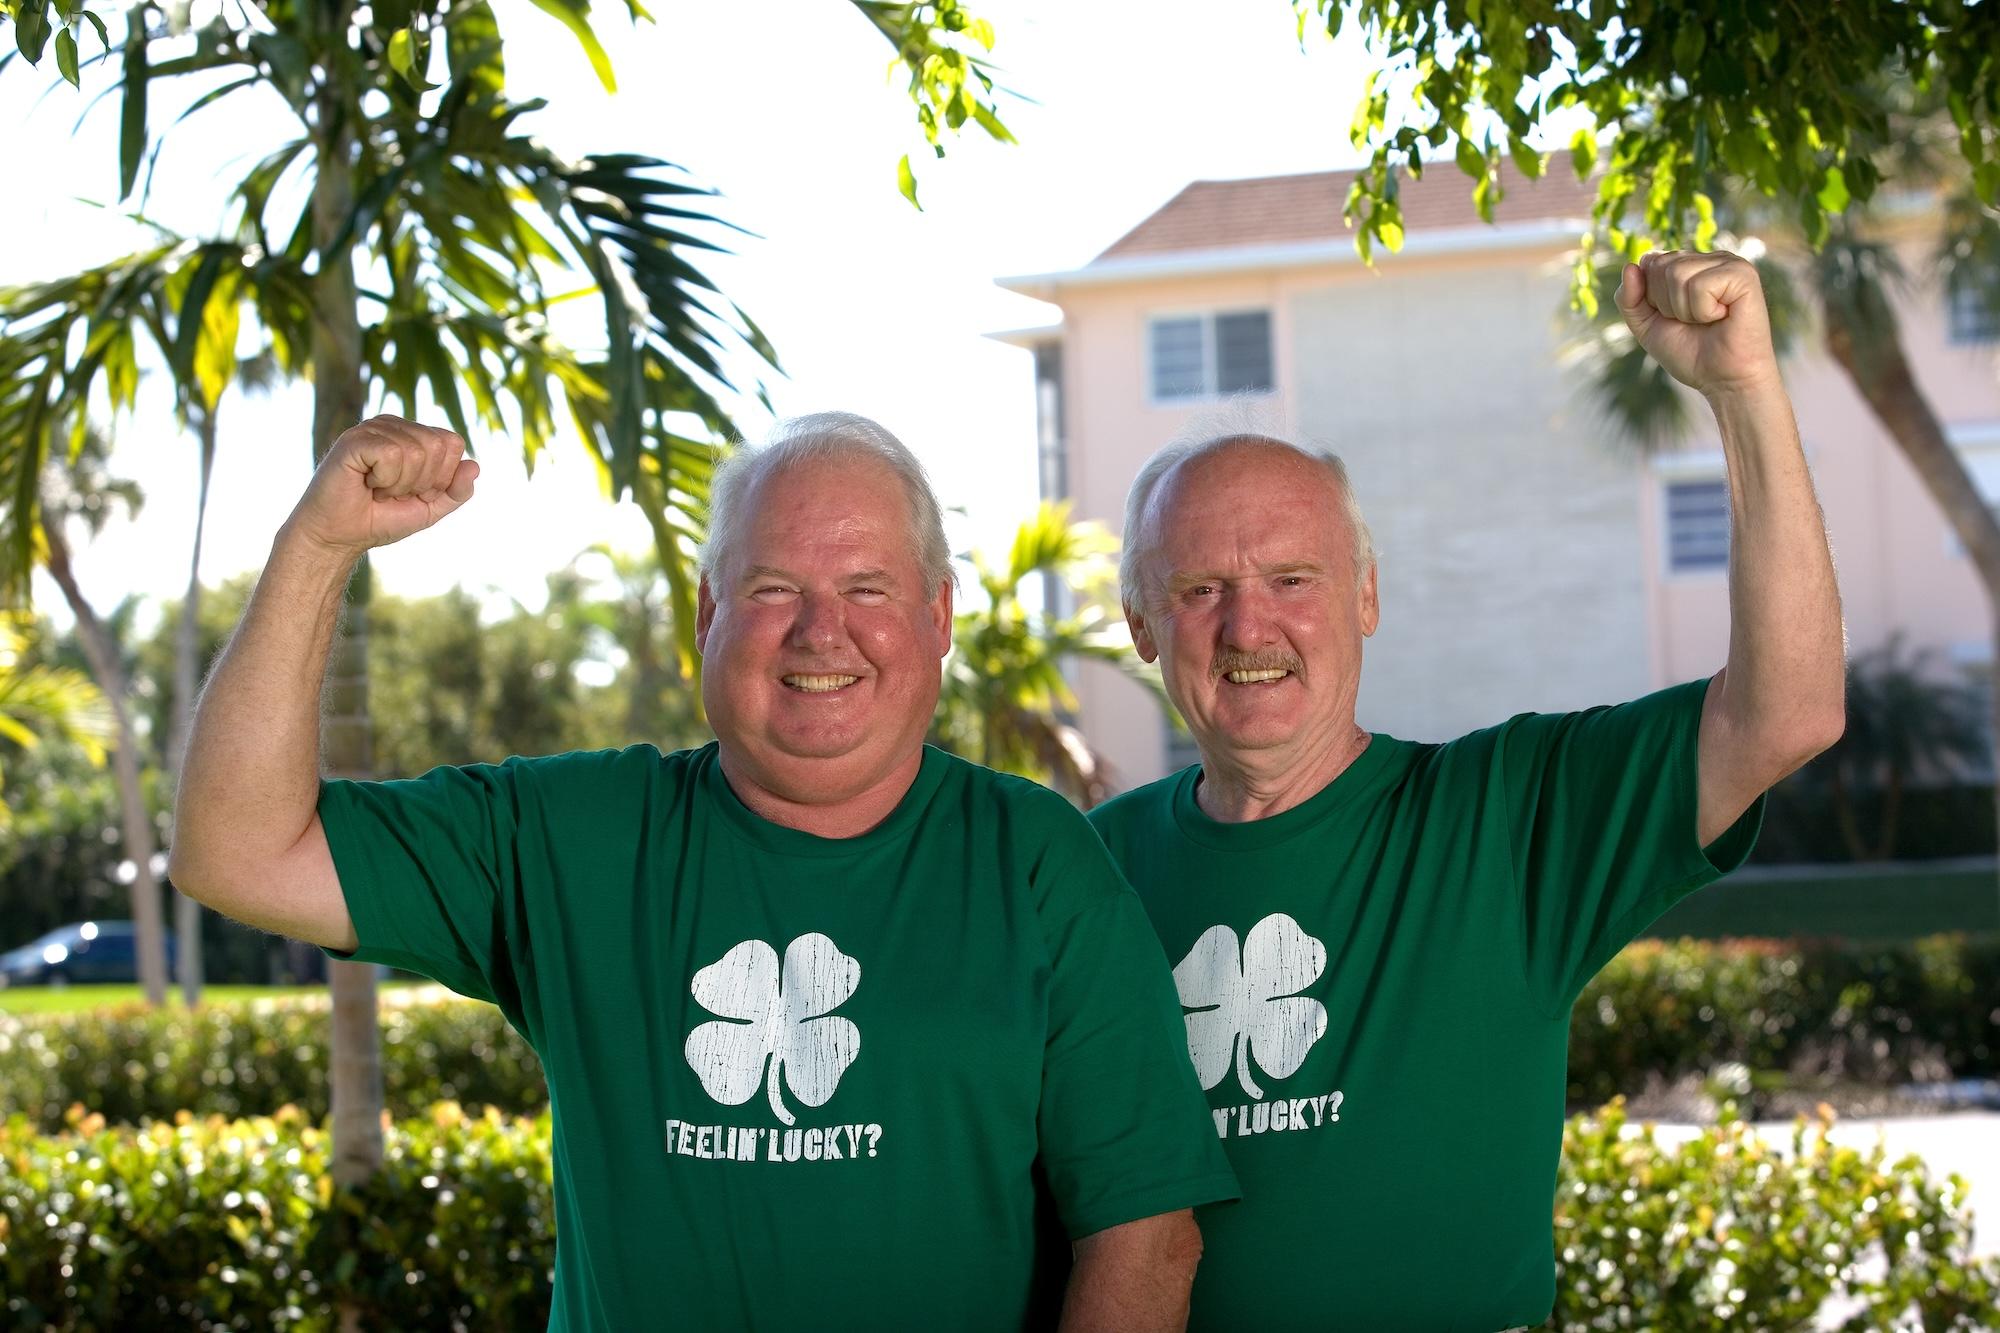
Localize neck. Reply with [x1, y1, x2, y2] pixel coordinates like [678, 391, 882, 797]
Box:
[1194, 723, 1373, 822]
[718, 746, 924, 838]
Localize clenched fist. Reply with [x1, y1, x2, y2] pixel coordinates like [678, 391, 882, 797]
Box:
[1617, 250, 1781, 399]
[286, 415, 480, 557]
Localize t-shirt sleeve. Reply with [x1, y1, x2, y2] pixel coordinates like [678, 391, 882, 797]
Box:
[1499, 678, 1764, 1010]
[1032, 811, 1241, 1239]
[318, 759, 539, 1022]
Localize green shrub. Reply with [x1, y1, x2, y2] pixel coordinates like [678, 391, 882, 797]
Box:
[0, 1102, 555, 1331]
[1550, 1100, 2000, 1330]
[2, 1101, 1991, 1329]
[3, 935, 1995, 1134]
[0, 988, 545, 1132]
[1568, 935, 2000, 1106]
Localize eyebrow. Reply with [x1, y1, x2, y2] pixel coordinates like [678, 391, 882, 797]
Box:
[1165, 561, 1325, 592]
[738, 564, 900, 589]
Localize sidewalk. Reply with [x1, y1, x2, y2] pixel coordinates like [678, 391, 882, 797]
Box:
[1641, 1112, 2000, 1257]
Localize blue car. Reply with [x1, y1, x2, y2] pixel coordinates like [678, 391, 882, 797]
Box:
[0, 920, 176, 987]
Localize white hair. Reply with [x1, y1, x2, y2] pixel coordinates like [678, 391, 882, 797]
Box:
[700, 411, 956, 593]
[1119, 428, 1376, 611]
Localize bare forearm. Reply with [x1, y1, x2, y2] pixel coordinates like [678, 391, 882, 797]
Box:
[170, 525, 354, 894]
[1710, 379, 1846, 748]
[1058, 1211, 1201, 1333]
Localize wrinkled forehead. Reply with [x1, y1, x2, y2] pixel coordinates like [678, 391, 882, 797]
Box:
[1143, 444, 1351, 568]
[733, 456, 922, 575]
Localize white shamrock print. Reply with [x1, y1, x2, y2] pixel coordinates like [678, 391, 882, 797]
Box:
[1174, 913, 1328, 1099]
[684, 933, 862, 1126]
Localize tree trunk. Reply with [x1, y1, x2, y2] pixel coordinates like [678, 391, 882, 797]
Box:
[40, 523, 169, 1006]
[309, 7, 384, 1241]
[168, 408, 218, 1006]
[1821, 303, 2000, 915]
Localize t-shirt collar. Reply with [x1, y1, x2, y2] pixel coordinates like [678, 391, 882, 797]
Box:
[1170, 732, 1406, 851]
[700, 740, 951, 857]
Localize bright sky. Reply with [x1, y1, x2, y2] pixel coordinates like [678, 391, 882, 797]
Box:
[2, 0, 1377, 622]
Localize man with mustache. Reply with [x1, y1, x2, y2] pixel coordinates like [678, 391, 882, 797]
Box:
[1089, 250, 1845, 1328]
[169, 411, 1238, 1329]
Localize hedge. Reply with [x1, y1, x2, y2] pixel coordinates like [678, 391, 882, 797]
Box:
[1567, 934, 2000, 1106]
[2, 935, 1995, 1133]
[0, 988, 545, 1132]
[1, 1100, 1992, 1330]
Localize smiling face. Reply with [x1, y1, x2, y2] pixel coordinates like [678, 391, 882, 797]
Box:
[1127, 441, 1378, 770]
[696, 454, 952, 815]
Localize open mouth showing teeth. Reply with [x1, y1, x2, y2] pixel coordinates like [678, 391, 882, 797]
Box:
[783, 674, 860, 693]
[1225, 669, 1291, 684]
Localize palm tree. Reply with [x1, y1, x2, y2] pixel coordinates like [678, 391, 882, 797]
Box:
[0, 616, 115, 830]
[1802, 637, 1990, 861]
[931, 502, 1172, 807]
[30, 428, 172, 1002]
[1566, 94, 2000, 884]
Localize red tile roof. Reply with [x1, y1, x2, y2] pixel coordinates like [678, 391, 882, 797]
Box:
[1094, 158, 1598, 262]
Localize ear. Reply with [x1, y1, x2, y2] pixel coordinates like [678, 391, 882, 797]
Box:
[931, 577, 954, 659]
[1125, 598, 1160, 664]
[1358, 563, 1380, 638]
[695, 576, 717, 654]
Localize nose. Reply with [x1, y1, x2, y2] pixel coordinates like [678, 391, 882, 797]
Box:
[788, 592, 846, 653]
[1219, 584, 1280, 652]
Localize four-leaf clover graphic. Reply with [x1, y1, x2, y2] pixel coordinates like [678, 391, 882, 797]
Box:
[684, 933, 862, 1126]
[1174, 913, 1327, 1099]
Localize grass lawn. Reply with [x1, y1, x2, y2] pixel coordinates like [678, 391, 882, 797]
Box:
[0, 979, 431, 1016]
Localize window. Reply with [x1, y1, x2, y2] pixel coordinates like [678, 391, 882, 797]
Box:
[1148, 310, 1273, 402]
[1949, 284, 2000, 345]
[1665, 479, 1730, 573]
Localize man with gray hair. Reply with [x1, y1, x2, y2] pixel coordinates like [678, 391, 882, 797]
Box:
[170, 410, 1238, 1329]
[1087, 250, 1845, 1327]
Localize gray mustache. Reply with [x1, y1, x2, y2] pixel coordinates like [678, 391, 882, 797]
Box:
[1211, 652, 1304, 679]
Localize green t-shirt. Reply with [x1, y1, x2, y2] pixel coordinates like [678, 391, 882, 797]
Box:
[320, 741, 1238, 1331]
[1087, 681, 1761, 1331]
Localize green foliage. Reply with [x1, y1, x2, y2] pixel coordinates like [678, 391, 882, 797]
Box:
[0, 989, 545, 1132]
[1, 1095, 1992, 1327]
[0, 1101, 558, 1329]
[930, 503, 1167, 807]
[1569, 936, 2000, 1108]
[1552, 1100, 2000, 1330]
[1295, 0, 2000, 281]
[0, 618, 112, 823]
[849, 0, 1017, 207]
[7, 936, 1991, 1134]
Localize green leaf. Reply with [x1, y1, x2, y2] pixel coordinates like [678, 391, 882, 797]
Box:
[193, 272, 240, 411]
[170, 245, 229, 388]
[13, 1, 51, 61]
[118, 22, 147, 201]
[1570, 126, 1597, 179]
[386, 27, 437, 90]
[53, 24, 76, 84]
[896, 153, 921, 210]
[1510, 138, 1543, 181]
[1976, 161, 2000, 208]
[1817, 164, 1850, 214]
[82, 9, 107, 51]
[1672, 19, 1705, 71]
[522, 0, 615, 92]
[1455, 136, 1484, 179]
[1692, 191, 1717, 251]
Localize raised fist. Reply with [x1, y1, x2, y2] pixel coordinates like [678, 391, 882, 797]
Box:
[1616, 250, 1781, 399]
[287, 415, 480, 557]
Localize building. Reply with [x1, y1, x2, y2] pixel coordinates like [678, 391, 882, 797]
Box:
[994, 164, 2000, 794]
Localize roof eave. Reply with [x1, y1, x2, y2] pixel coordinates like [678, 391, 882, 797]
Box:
[996, 217, 1591, 300]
